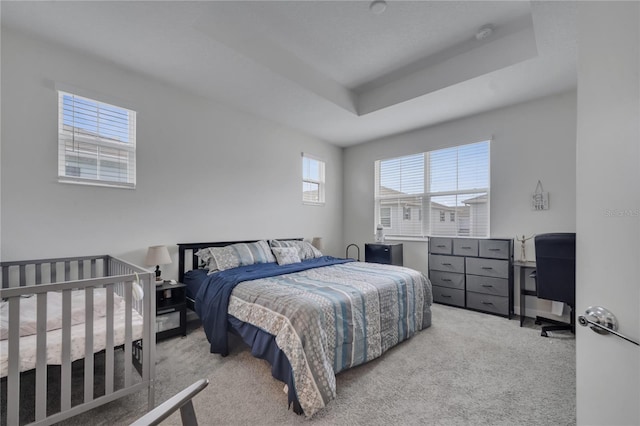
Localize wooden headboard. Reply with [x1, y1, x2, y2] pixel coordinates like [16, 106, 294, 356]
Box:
[177, 238, 303, 283]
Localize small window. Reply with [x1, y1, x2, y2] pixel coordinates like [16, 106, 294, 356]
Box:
[302, 153, 325, 204]
[380, 207, 391, 227]
[403, 206, 411, 220]
[450, 212, 455, 222]
[58, 91, 136, 188]
[440, 211, 445, 222]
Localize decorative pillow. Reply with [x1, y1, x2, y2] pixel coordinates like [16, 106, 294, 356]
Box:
[272, 247, 302, 266]
[207, 240, 276, 272]
[195, 248, 218, 273]
[270, 240, 322, 260]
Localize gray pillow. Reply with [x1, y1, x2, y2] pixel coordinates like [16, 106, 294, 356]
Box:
[272, 247, 302, 265]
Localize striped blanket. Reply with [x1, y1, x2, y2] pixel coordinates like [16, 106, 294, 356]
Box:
[225, 260, 432, 416]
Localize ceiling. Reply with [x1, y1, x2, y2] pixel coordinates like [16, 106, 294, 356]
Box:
[1, 1, 578, 147]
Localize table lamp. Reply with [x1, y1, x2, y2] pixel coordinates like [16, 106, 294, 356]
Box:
[311, 237, 323, 251]
[145, 245, 172, 282]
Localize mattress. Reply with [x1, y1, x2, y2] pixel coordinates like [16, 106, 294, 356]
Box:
[0, 289, 144, 377]
[194, 257, 432, 416]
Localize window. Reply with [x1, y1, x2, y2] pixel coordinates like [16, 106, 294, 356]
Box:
[374, 140, 490, 238]
[58, 91, 136, 188]
[403, 206, 411, 220]
[380, 207, 391, 227]
[302, 153, 325, 204]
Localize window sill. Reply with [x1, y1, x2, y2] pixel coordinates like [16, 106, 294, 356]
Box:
[303, 201, 325, 207]
[58, 177, 135, 189]
[381, 236, 491, 242]
[382, 236, 429, 243]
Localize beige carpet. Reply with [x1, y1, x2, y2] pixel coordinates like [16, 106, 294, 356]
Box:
[32, 304, 576, 425]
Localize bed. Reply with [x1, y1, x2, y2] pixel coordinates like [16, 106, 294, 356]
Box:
[177, 239, 432, 417]
[0, 255, 156, 426]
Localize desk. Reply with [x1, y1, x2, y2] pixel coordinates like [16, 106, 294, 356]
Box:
[514, 260, 536, 327]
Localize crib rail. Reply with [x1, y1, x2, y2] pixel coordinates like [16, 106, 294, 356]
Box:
[0, 255, 155, 426]
[1, 255, 110, 289]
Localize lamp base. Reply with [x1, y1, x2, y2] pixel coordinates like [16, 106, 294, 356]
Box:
[154, 265, 162, 282]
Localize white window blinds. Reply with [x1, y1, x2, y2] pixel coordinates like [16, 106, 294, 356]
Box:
[302, 153, 325, 204]
[375, 140, 490, 238]
[58, 91, 136, 188]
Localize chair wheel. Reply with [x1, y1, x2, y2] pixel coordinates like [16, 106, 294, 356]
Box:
[541, 331, 548, 337]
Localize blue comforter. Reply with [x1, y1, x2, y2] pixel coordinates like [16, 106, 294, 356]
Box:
[194, 256, 353, 356]
[195, 257, 432, 417]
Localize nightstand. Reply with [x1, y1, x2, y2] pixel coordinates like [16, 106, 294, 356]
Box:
[155, 282, 187, 340]
[365, 243, 404, 266]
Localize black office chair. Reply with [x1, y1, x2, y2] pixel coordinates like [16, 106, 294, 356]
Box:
[532, 233, 576, 337]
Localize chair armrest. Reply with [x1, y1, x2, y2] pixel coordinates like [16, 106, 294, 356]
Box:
[130, 379, 209, 426]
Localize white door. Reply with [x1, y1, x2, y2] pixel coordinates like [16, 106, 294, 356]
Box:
[576, 2, 640, 425]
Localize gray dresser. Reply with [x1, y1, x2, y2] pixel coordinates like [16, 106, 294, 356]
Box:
[429, 237, 514, 318]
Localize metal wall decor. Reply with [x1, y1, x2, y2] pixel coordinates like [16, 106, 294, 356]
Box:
[532, 180, 549, 211]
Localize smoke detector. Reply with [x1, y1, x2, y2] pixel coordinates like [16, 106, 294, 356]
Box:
[475, 24, 495, 40]
[370, 0, 387, 15]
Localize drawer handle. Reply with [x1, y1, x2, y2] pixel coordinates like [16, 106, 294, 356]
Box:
[481, 267, 493, 270]
[461, 246, 472, 249]
[442, 279, 452, 282]
[442, 263, 452, 266]
[436, 245, 446, 248]
[441, 294, 452, 298]
[482, 301, 494, 306]
[488, 248, 501, 252]
[482, 284, 493, 288]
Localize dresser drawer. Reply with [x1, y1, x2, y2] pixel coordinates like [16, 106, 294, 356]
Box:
[466, 292, 509, 316]
[429, 270, 465, 290]
[429, 238, 452, 255]
[429, 254, 465, 274]
[453, 239, 479, 257]
[479, 240, 511, 259]
[466, 275, 509, 297]
[432, 286, 465, 307]
[466, 257, 509, 279]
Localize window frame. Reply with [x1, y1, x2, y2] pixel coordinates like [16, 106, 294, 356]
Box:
[374, 140, 490, 240]
[57, 90, 137, 189]
[302, 153, 325, 205]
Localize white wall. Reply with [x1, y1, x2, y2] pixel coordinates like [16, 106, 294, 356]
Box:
[0, 28, 343, 280]
[343, 92, 577, 319]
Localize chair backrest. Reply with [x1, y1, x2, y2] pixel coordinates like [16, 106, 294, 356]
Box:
[534, 233, 576, 306]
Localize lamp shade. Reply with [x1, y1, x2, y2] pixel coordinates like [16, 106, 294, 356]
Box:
[311, 237, 323, 251]
[145, 245, 172, 266]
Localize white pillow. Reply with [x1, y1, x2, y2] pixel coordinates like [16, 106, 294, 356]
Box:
[195, 248, 218, 272]
[272, 247, 302, 265]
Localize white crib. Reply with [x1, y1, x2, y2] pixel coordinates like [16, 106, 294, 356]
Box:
[0, 255, 156, 425]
